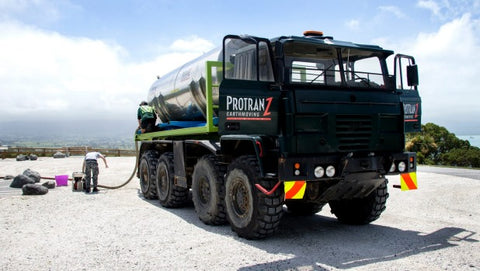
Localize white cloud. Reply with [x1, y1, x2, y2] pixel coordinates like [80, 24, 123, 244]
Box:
[404, 13, 480, 133]
[417, 0, 441, 17]
[417, 0, 480, 20]
[0, 0, 40, 12]
[379, 5, 407, 19]
[169, 36, 216, 53]
[0, 0, 70, 23]
[0, 21, 215, 122]
[345, 19, 360, 31]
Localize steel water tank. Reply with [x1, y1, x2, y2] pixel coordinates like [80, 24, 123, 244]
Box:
[147, 48, 221, 123]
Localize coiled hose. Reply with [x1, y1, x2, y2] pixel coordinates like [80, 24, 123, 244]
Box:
[97, 140, 139, 189]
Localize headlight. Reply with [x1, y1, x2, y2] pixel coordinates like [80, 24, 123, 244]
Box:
[326, 165, 336, 177]
[314, 166, 324, 178]
[389, 163, 396, 172]
[398, 161, 406, 172]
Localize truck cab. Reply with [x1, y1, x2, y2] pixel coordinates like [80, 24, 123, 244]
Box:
[218, 32, 420, 235]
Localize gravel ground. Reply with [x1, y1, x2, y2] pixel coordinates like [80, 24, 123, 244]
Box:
[0, 157, 479, 270]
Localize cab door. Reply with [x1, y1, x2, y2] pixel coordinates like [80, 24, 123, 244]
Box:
[218, 35, 280, 135]
[395, 54, 422, 133]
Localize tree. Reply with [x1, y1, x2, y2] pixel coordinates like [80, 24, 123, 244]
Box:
[440, 148, 480, 168]
[406, 123, 479, 168]
[421, 123, 470, 164]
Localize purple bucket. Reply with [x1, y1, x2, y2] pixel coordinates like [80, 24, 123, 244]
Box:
[55, 175, 69, 186]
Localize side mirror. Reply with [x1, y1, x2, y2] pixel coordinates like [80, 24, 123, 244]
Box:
[407, 65, 419, 87]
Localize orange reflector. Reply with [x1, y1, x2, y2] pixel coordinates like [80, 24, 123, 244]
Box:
[284, 181, 306, 199]
[400, 172, 418, 191]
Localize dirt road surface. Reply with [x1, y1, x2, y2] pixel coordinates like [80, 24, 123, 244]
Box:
[0, 157, 479, 270]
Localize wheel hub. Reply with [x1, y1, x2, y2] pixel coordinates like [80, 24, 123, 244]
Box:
[140, 164, 148, 188]
[157, 168, 168, 200]
[232, 180, 249, 217]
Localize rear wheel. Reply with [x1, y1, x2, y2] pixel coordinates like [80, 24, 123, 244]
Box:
[192, 154, 227, 225]
[225, 155, 283, 239]
[155, 152, 189, 208]
[139, 150, 159, 199]
[329, 179, 389, 224]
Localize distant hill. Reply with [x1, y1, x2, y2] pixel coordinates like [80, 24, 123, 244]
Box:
[0, 120, 138, 149]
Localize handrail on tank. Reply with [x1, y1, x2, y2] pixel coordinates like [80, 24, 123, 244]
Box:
[135, 61, 222, 141]
[205, 61, 221, 132]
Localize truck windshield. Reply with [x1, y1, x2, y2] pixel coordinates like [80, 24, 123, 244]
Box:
[286, 42, 386, 88]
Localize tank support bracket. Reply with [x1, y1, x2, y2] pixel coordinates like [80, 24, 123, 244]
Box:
[173, 141, 188, 188]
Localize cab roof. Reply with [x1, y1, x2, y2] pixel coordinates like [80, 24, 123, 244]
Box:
[270, 35, 394, 56]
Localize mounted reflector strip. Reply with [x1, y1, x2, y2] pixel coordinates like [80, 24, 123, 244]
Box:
[284, 181, 306, 199]
[400, 172, 418, 191]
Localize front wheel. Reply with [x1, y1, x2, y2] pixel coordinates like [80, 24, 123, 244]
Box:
[225, 155, 283, 239]
[329, 179, 389, 224]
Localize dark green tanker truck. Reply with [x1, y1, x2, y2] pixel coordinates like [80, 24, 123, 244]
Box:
[135, 31, 421, 239]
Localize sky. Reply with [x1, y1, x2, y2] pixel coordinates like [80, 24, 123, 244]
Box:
[0, 0, 479, 135]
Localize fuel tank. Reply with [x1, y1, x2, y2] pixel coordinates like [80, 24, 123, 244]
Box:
[147, 48, 222, 123]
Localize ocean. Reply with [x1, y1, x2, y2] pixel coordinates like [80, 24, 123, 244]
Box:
[458, 135, 480, 148]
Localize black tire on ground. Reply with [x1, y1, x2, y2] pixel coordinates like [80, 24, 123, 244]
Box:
[285, 201, 326, 216]
[192, 154, 227, 225]
[225, 155, 284, 239]
[329, 179, 389, 224]
[139, 150, 159, 199]
[155, 152, 189, 208]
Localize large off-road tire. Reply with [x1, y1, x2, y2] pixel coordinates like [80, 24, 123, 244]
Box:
[155, 152, 189, 208]
[329, 179, 389, 224]
[285, 201, 326, 216]
[192, 154, 227, 225]
[225, 155, 283, 239]
[138, 150, 159, 199]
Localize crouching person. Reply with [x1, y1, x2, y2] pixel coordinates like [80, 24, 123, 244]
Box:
[137, 101, 157, 133]
[82, 151, 108, 193]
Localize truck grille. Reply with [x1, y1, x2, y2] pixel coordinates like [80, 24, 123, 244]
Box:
[336, 115, 373, 151]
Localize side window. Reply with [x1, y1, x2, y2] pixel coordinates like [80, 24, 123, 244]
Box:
[345, 56, 384, 88]
[224, 38, 274, 82]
